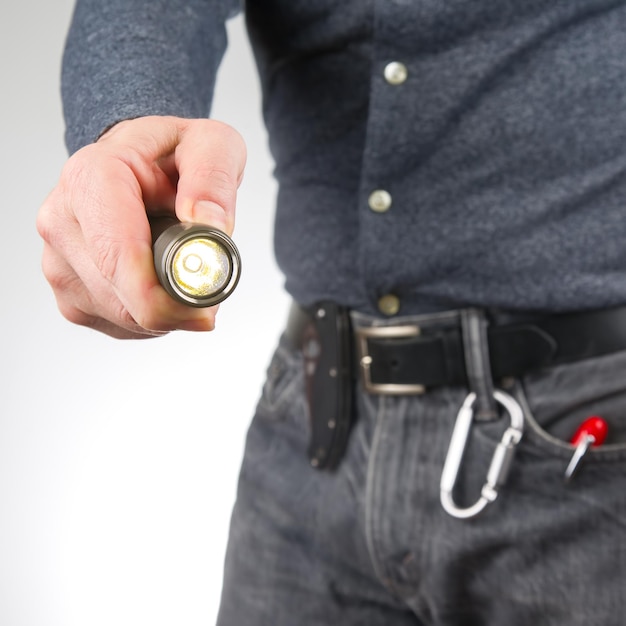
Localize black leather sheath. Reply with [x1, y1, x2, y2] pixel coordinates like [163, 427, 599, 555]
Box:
[294, 302, 354, 471]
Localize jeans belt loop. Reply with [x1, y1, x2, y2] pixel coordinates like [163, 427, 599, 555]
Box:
[461, 308, 498, 420]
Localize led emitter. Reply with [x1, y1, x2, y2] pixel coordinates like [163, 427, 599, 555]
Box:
[152, 220, 241, 307]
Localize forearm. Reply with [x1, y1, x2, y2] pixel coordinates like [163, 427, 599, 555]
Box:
[62, 0, 241, 153]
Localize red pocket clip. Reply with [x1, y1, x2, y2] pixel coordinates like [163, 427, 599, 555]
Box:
[564, 416, 608, 482]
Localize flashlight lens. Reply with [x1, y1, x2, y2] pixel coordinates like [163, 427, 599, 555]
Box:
[171, 238, 232, 298]
[152, 221, 241, 307]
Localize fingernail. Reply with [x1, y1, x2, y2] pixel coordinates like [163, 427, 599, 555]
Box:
[180, 198, 230, 233]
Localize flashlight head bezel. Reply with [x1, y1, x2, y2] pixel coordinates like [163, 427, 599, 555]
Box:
[153, 222, 241, 308]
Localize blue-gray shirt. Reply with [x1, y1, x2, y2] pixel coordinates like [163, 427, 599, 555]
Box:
[62, 0, 626, 316]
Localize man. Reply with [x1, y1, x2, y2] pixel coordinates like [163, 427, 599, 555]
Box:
[37, 1, 626, 624]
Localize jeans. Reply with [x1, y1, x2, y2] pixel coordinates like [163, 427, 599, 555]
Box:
[217, 308, 626, 625]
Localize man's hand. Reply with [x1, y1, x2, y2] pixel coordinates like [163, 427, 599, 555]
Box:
[36, 116, 247, 339]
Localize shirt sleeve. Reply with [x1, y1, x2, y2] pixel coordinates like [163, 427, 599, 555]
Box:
[61, 0, 242, 153]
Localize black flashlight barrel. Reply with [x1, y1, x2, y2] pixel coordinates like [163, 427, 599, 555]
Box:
[151, 218, 241, 308]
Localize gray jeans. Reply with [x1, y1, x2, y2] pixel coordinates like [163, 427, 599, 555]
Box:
[217, 309, 626, 625]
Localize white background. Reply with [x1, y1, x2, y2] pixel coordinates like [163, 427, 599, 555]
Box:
[1, 3, 286, 625]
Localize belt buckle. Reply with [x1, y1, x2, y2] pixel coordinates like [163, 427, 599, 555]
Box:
[356, 325, 426, 395]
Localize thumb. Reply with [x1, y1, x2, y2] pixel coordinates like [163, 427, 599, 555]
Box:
[174, 119, 247, 236]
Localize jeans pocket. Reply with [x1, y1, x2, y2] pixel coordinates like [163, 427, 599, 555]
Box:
[514, 349, 626, 463]
[256, 333, 307, 424]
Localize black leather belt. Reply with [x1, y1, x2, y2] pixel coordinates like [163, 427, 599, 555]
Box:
[286, 302, 626, 395]
[286, 301, 626, 471]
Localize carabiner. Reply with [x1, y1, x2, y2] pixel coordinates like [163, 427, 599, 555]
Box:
[440, 390, 524, 520]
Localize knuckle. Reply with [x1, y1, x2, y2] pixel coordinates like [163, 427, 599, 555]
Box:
[117, 304, 143, 329]
[92, 235, 124, 284]
[201, 163, 236, 188]
[62, 146, 97, 189]
[213, 120, 247, 161]
[193, 164, 238, 205]
[129, 308, 163, 333]
[41, 254, 74, 294]
[57, 301, 93, 328]
[37, 189, 68, 245]
[42, 265, 68, 292]
[108, 291, 164, 333]
[37, 149, 103, 245]
[36, 204, 53, 242]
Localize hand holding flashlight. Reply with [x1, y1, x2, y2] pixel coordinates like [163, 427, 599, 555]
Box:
[37, 116, 246, 338]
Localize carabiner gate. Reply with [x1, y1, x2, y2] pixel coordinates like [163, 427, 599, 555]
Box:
[440, 390, 524, 520]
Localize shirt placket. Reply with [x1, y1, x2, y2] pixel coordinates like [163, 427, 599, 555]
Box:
[359, 0, 418, 317]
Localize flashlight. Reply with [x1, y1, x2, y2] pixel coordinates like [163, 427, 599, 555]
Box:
[151, 218, 241, 307]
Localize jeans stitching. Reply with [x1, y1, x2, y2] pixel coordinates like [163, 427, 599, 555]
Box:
[364, 395, 401, 596]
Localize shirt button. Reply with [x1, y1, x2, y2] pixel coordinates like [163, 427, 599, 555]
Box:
[384, 61, 408, 86]
[378, 294, 401, 316]
[368, 189, 392, 213]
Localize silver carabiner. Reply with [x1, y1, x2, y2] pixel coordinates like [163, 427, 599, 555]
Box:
[440, 390, 524, 520]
